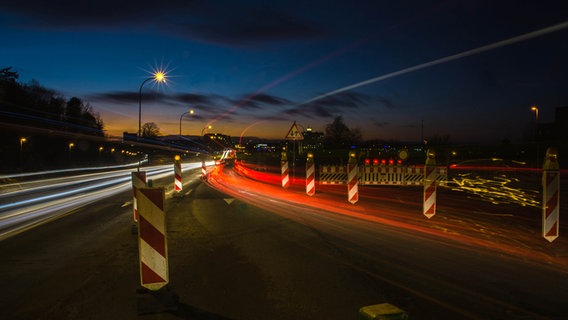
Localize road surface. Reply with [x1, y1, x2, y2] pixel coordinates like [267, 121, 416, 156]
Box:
[0, 163, 566, 319]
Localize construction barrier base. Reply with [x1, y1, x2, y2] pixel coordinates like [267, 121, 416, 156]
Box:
[358, 303, 408, 320]
[137, 286, 179, 315]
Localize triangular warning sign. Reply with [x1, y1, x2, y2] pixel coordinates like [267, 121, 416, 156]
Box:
[285, 122, 304, 140]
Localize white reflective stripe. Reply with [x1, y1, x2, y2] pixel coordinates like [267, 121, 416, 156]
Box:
[137, 191, 165, 234]
[140, 239, 168, 281]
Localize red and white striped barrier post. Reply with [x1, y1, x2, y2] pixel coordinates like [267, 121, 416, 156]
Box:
[281, 148, 289, 189]
[423, 149, 437, 219]
[131, 171, 147, 222]
[347, 151, 359, 204]
[306, 152, 315, 196]
[201, 161, 207, 181]
[542, 147, 560, 242]
[136, 187, 169, 291]
[173, 155, 182, 192]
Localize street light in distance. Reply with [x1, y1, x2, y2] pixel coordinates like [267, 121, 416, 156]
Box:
[179, 109, 195, 136]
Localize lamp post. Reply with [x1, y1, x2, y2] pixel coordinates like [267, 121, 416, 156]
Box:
[19, 137, 26, 169]
[179, 109, 195, 136]
[138, 71, 166, 138]
[531, 105, 539, 123]
[531, 105, 540, 169]
[68, 142, 74, 162]
[201, 125, 212, 136]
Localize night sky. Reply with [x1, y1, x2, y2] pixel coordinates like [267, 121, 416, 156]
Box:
[1, 1, 567, 143]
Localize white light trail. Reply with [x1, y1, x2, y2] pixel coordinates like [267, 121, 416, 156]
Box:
[303, 21, 568, 105]
[0, 162, 203, 240]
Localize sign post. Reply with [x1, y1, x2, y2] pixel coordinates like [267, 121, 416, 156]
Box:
[306, 152, 315, 196]
[347, 151, 359, 204]
[201, 161, 207, 181]
[542, 147, 559, 242]
[285, 121, 304, 184]
[136, 187, 178, 314]
[423, 149, 437, 219]
[281, 147, 289, 189]
[173, 155, 182, 193]
[137, 187, 169, 291]
[131, 171, 147, 222]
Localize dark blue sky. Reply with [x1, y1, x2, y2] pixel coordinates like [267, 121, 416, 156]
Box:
[1, 0, 567, 143]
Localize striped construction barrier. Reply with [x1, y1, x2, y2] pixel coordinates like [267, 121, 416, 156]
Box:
[319, 165, 447, 186]
[174, 155, 182, 192]
[201, 161, 207, 181]
[306, 153, 315, 196]
[404, 166, 423, 185]
[136, 187, 169, 290]
[542, 147, 559, 242]
[131, 171, 147, 222]
[423, 166, 437, 219]
[281, 150, 289, 189]
[360, 166, 405, 185]
[423, 149, 437, 219]
[347, 152, 359, 204]
[320, 165, 347, 185]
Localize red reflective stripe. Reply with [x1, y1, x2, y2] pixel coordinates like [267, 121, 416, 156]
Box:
[139, 188, 163, 209]
[141, 262, 166, 283]
[139, 215, 166, 257]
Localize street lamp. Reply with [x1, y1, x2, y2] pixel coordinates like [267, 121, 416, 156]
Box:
[68, 142, 74, 161]
[138, 71, 167, 138]
[531, 105, 540, 169]
[19, 137, 26, 168]
[179, 109, 195, 136]
[531, 105, 539, 123]
[201, 125, 212, 136]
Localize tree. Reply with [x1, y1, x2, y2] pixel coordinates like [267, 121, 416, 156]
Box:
[141, 122, 160, 138]
[0, 67, 19, 83]
[324, 116, 362, 148]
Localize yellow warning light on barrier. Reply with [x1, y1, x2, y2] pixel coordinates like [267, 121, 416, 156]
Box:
[543, 147, 559, 170]
[174, 155, 181, 161]
[307, 152, 314, 160]
[349, 151, 357, 159]
[425, 148, 436, 166]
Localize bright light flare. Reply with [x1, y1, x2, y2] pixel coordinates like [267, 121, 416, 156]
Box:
[154, 71, 166, 83]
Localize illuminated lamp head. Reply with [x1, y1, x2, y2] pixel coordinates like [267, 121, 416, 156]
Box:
[174, 155, 181, 161]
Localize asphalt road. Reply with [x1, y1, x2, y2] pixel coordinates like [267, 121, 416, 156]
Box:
[0, 164, 567, 319]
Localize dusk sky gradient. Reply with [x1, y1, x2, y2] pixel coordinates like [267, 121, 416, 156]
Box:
[1, 0, 567, 143]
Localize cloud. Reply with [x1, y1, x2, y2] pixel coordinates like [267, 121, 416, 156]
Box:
[176, 93, 214, 105]
[91, 90, 167, 104]
[284, 91, 369, 118]
[374, 121, 389, 128]
[248, 93, 291, 106]
[0, 1, 326, 45]
[375, 96, 395, 109]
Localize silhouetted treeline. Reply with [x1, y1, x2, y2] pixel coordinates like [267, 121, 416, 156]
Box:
[0, 67, 103, 135]
[0, 67, 110, 172]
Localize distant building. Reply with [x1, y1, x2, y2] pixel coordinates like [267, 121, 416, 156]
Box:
[123, 132, 137, 141]
[301, 127, 324, 153]
[204, 133, 232, 151]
